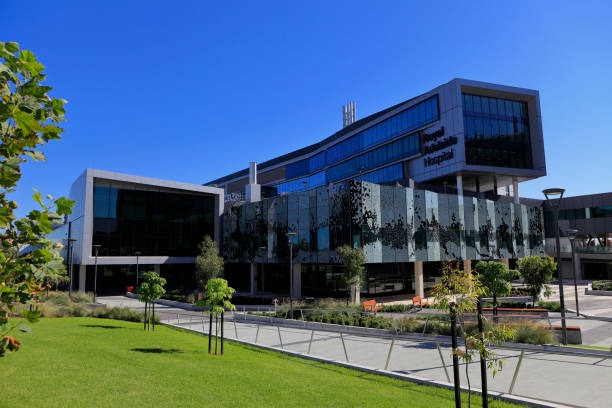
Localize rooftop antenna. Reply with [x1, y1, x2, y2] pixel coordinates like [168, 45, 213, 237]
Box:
[342, 101, 356, 128]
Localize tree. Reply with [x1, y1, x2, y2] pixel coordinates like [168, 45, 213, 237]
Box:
[475, 261, 520, 312]
[196, 278, 236, 355]
[195, 236, 224, 290]
[0, 42, 74, 357]
[337, 245, 366, 304]
[432, 262, 515, 408]
[516, 256, 556, 306]
[137, 271, 166, 331]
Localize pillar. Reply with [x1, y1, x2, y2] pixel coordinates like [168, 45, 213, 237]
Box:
[513, 178, 520, 205]
[250, 263, 256, 296]
[456, 174, 463, 197]
[463, 259, 471, 274]
[414, 261, 424, 298]
[293, 263, 301, 299]
[501, 258, 510, 268]
[78, 265, 86, 293]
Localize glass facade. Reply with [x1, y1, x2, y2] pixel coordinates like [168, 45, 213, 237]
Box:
[92, 185, 215, 257]
[275, 171, 326, 195]
[545, 206, 611, 222]
[326, 133, 419, 182]
[462, 93, 532, 169]
[360, 163, 404, 184]
[285, 151, 326, 180]
[327, 95, 438, 165]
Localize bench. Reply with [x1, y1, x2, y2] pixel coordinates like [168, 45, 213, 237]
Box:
[362, 299, 382, 312]
[412, 296, 428, 308]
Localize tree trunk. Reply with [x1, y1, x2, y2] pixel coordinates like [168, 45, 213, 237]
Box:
[493, 293, 498, 323]
[152, 301, 155, 331]
[221, 311, 224, 355]
[144, 301, 147, 331]
[215, 313, 219, 355]
[208, 311, 212, 354]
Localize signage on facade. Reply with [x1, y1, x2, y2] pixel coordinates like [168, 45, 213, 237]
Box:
[421, 126, 457, 167]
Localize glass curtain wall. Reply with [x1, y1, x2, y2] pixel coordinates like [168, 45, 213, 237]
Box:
[462, 93, 532, 169]
[92, 186, 215, 257]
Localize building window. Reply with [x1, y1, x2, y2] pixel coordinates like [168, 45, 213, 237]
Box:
[462, 93, 532, 169]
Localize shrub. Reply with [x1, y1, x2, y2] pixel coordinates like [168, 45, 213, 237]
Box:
[484, 300, 529, 309]
[537, 301, 561, 312]
[512, 321, 555, 344]
[592, 280, 612, 291]
[380, 304, 414, 313]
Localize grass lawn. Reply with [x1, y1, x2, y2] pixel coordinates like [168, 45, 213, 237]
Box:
[1, 318, 522, 408]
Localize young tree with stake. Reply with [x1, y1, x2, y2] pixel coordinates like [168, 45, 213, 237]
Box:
[137, 271, 166, 331]
[197, 278, 235, 355]
[337, 245, 365, 304]
[475, 261, 519, 320]
[516, 256, 556, 306]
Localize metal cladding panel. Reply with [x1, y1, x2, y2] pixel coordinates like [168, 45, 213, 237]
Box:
[413, 189, 428, 261]
[477, 199, 491, 259]
[316, 187, 330, 263]
[394, 186, 409, 263]
[380, 185, 395, 262]
[220, 180, 547, 264]
[426, 190, 440, 262]
[405, 188, 416, 262]
[463, 197, 479, 260]
[495, 202, 513, 260]
[363, 182, 382, 263]
[297, 191, 310, 263]
[444, 194, 463, 261]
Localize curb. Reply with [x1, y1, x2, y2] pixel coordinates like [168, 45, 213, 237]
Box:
[162, 322, 573, 408]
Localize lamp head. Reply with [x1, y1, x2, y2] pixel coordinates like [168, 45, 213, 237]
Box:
[542, 188, 565, 201]
[566, 228, 579, 242]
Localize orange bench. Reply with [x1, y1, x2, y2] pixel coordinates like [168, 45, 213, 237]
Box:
[362, 299, 382, 312]
[413, 296, 428, 308]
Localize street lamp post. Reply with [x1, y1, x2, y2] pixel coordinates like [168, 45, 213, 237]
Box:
[543, 188, 568, 345]
[566, 228, 580, 316]
[258, 246, 267, 293]
[287, 232, 297, 319]
[134, 251, 141, 287]
[92, 245, 101, 303]
[67, 238, 77, 298]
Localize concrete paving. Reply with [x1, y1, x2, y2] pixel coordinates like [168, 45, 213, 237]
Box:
[98, 295, 612, 407]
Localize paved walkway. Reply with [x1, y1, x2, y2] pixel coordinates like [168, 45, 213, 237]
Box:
[99, 296, 612, 408]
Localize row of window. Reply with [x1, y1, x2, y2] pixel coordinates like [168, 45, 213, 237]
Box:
[274, 163, 405, 195]
[327, 133, 419, 183]
[462, 93, 533, 169]
[545, 206, 612, 221]
[284, 95, 439, 181]
[462, 94, 527, 121]
[275, 171, 326, 195]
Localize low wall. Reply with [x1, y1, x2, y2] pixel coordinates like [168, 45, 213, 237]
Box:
[584, 288, 612, 296]
[551, 325, 582, 345]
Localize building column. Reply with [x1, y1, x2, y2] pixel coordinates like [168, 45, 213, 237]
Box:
[463, 259, 472, 274]
[78, 265, 86, 293]
[501, 258, 510, 268]
[414, 261, 424, 298]
[293, 263, 301, 299]
[456, 174, 463, 197]
[250, 263, 256, 296]
[513, 178, 520, 205]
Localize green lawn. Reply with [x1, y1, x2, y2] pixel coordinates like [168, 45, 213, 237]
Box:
[1, 318, 522, 408]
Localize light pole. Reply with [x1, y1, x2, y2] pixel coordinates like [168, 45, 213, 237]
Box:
[287, 232, 297, 319]
[543, 188, 567, 345]
[92, 245, 101, 303]
[259, 246, 267, 293]
[566, 228, 580, 316]
[134, 251, 141, 287]
[67, 238, 77, 298]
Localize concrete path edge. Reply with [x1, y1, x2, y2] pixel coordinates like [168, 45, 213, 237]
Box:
[162, 322, 572, 408]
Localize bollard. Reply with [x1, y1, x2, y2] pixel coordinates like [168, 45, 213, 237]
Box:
[307, 330, 315, 354]
[277, 326, 284, 349]
[340, 332, 349, 362]
[384, 338, 395, 371]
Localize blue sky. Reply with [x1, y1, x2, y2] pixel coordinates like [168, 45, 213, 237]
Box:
[2, 1, 611, 218]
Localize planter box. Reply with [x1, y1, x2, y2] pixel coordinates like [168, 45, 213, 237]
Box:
[551, 325, 582, 344]
[482, 308, 549, 318]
